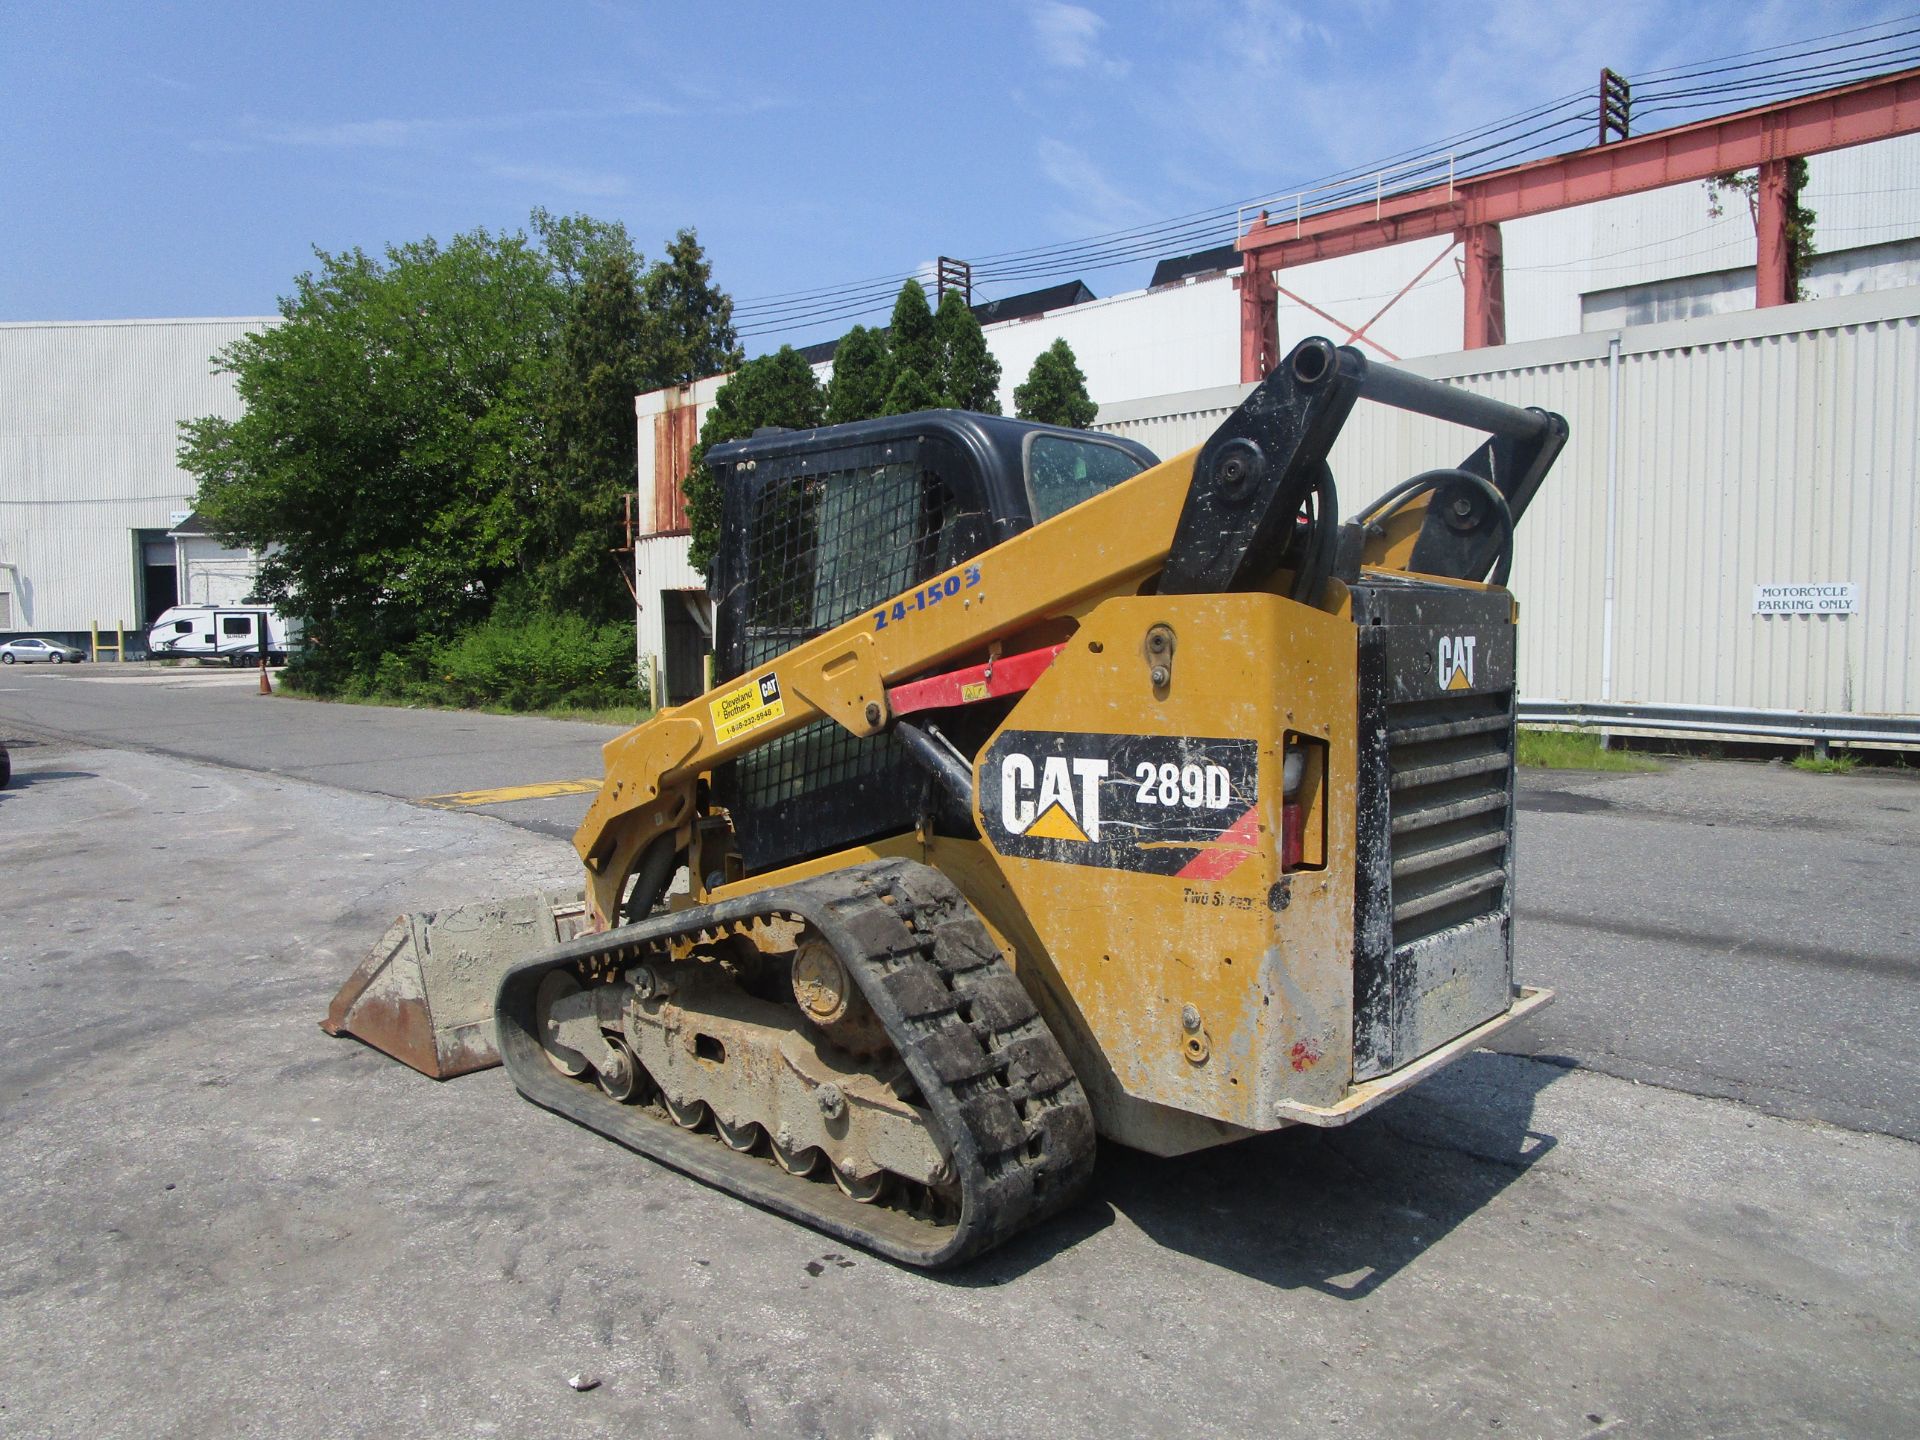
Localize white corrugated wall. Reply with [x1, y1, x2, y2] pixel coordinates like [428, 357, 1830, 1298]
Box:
[1095, 286, 1920, 724]
[635, 287, 1920, 726]
[0, 318, 271, 634]
[979, 277, 1240, 413]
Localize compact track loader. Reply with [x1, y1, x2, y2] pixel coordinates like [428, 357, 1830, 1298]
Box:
[325, 337, 1567, 1266]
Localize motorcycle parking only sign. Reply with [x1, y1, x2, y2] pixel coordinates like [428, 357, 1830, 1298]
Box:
[1753, 583, 1858, 616]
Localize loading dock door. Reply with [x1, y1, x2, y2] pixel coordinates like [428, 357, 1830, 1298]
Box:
[139, 534, 178, 624]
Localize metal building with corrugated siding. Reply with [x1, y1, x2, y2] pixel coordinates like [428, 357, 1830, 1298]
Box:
[1093, 287, 1920, 745]
[0, 317, 273, 651]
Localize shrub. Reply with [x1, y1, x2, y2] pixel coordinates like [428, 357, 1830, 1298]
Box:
[284, 609, 643, 712]
[424, 612, 641, 711]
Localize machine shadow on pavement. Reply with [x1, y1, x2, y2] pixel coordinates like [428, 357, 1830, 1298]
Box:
[950, 1050, 1566, 1293]
[0, 736, 93, 804]
[0, 768, 96, 795]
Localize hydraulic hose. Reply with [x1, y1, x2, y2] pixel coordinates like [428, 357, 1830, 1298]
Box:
[1355, 468, 1516, 587]
[1290, 463, 1340, 606]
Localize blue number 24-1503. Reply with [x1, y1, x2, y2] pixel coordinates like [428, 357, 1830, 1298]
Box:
[871, 565, 982, 630]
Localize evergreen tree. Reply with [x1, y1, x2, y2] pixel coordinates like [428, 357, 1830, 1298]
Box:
[1013, 339, 1098, 428]
[530, 225, 737, 619]
[882, 365, 941, 416]
[824, 324, 894, 424]
[640, 227, 743, 387]
[682, 346, 826, 576]
[535, 250, 653, 623]
[887, 279, 938, 387]
[933, 287, 1001, 412]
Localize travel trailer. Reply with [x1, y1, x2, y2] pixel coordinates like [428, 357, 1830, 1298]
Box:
[147, 606, 300, 665]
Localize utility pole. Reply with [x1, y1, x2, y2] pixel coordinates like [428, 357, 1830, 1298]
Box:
[936, 256, 972, 306]
[1599, 68, 1632, 144]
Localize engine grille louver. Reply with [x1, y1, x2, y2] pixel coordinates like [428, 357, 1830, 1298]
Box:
[1385, 690, 1514, 948]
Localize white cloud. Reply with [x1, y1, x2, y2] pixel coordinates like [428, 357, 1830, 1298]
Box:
[1157, 0, 1832, 201]
[487, 161, 632, 198]
[255, 97, 681, 152]
[272, 118, 431, 149]
[1036, 137, 1154, 232]
[1030, 3, 1131, 77]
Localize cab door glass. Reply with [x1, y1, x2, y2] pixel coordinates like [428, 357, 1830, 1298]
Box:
[1026, 434, 1149, 520]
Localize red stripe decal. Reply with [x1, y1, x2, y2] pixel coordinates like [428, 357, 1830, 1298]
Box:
[1175, 804, 1264, 882]
[886, 643, 1067, 718]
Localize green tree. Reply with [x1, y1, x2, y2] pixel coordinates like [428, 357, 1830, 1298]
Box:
[882, 365, 941, 416]
[933, 287, 1001, 412]
[180, 213, 743, 693]
[1013, 339, 1098, 427]
[640, 227, 743, 387]
[180, 230, 564, 687]
[532, 249, 653, 623]
[887, 278, 938, 386]
[682, 345, 826, 576]
[529, 228, 739, 622]
[824, 324, 894, 424]
[531, 206, 638, 293]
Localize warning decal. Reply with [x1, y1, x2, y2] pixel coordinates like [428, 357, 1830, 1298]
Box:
[710, 673, 785, 743]
[979, 731, 1261, 876]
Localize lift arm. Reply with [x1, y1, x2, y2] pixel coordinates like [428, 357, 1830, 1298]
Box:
[573, 338, 1562, 925]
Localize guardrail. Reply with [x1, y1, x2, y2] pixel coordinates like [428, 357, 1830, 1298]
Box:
[1519, 699, 1920, 748]
[1236, 154, 1457, 239]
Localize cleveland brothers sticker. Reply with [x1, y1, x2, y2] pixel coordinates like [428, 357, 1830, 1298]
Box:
[709, 673, 785, 743]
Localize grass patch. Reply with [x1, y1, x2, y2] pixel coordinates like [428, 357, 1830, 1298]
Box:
[1517, 727, 1663, 772]
[1790, 752, 1858, 775]
[276, 687, 649, 728]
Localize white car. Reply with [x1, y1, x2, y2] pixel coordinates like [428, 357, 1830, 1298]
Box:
[0, 637, 86, 664]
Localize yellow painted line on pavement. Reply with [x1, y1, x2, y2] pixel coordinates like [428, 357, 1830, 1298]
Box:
[417, 778, 602, 809]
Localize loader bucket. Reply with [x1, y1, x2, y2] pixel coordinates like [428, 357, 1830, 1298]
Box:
[321, 891, 591, 1078]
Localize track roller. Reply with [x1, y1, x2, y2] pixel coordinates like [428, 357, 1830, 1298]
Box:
[493, 859, 1096, 1267]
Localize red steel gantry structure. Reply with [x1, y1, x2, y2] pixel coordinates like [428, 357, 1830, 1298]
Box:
[1234, 67, 1920, 381]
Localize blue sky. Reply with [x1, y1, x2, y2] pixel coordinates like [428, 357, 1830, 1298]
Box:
[3, 1, 1913, 349]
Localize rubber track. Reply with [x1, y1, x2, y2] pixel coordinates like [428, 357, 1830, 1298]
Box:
[494, 858, 1096, 1268]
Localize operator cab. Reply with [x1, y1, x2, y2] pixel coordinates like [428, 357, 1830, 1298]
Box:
[705, 411, 1158, 872]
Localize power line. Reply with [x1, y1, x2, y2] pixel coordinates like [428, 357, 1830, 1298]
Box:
[735, 17, 1920, 342]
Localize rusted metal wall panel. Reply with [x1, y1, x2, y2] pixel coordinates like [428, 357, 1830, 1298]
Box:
[634, 376, 730, 683]
[649, 393, 701, 534]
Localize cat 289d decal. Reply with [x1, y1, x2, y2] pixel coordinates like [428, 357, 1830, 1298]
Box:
[978, 731, 1260, 876]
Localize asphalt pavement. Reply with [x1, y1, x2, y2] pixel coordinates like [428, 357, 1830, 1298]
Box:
[3, 662, 1916, 1142]
[1506, 760, 1920, 1141]
[2, 737, 1915, 1438]
[0, 661, 615, 838]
